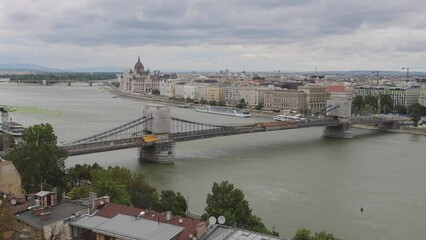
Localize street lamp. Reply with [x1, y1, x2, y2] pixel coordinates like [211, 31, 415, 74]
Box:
[402, 67, 410, 81]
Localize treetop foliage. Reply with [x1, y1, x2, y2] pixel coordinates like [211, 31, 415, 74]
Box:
[6, 123, 67, 192]
[204, 181, 278, 236]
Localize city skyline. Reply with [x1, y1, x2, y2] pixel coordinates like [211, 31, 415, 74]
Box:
[1, 0, 426, 72]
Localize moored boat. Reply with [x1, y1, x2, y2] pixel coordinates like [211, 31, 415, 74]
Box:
[0, 121, 25, 137]
[196, 106, 251, 117]
[1, 105, 25, 137]
[273, 114, 307, 122]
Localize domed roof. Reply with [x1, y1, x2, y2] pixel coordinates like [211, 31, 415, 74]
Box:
[134, 56, 144, 72]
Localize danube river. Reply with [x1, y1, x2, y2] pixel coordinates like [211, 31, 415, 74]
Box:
[1, 82, 425, 240]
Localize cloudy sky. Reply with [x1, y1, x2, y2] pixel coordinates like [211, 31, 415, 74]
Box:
[1, 0, 426, 72]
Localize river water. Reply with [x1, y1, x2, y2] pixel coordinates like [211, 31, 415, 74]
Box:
[1, 82, 425, 240]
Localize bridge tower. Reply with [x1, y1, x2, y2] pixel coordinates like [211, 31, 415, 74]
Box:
[324, 93, 353, 138]
[140, 105, 175, 163]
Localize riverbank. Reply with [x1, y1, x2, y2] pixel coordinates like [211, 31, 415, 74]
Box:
[105, 86, 276, 118]
[353, 124, 426, 135]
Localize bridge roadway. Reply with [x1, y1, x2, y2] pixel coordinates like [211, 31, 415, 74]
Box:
[65, 118, 343, 156]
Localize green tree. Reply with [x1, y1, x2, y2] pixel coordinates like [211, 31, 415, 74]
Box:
[218, 100, 226, 106]
[200, 98, 208, 104]
[0, 200, 16, 238]
[311, 231, 341, 240]
[152, 89, 160, 95]
[292, 228, 340, 240]
[0, 133, 15, 152]
[203, 181, 277, 236]
[128, 174, 159, 209]
[6, 124, 67, 193]
[236, 98, 248, 108]
[292, 228, 311, 240]
[409, 104, 422, 127]
[255, 103, 264, 110]
[209, 100, 218, 106]
[351, 95, 364, 114]
[379, 94, 393, 113]
[396, 105, 407, 114]
[364, 95, 378, 113]
[157, 190, 187, 216]
[90, 166, 133, 205]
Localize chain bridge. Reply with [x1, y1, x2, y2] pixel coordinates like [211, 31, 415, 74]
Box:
[61, 105, 402, 163]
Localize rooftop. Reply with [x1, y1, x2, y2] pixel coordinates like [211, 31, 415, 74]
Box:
[15, 201, 89, 229]
[201, 225, 289, 240]
[96, 202, 205, 240]
[71, 214, 184, 240]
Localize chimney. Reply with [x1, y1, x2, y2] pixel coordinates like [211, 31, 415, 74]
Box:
[92, 196, 110, 212]
[196, 222, 207, 238]
[165, 211, 172, 221]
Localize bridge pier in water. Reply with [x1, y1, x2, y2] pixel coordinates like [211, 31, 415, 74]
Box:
[323, 123, 353, 139]
[140, 105, 175, 163]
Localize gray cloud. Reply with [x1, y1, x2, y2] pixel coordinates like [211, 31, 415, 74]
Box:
[1, 0, 426, 70]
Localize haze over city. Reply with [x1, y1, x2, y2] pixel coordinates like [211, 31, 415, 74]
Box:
[1, 0, 426, 72]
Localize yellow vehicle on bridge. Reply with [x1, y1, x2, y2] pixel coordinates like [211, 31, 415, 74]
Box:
[142, 134, 158, 143]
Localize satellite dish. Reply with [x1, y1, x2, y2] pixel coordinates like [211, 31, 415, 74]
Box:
[100, 200, 104, 205]
[189, 234, 193, 238]
[192, 237, 197, 240]
[10, 199, 17, 205]
[208, 216, 217, 225]
[2, 194, 6, 199]
[178, 218, 183, 224]
[218, 215, 226, 224]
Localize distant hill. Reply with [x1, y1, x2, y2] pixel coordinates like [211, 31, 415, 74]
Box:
[0, 63, 122, 73]
[67, 66, 123, 73]
[0, 63, 60, 72]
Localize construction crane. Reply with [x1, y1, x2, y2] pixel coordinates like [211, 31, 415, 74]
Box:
[402, 67, 410, 81]
[372, 71, 380, 86]
[402, 67, 426, 81]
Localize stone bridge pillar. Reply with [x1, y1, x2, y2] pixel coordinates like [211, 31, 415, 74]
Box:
[67, 80, 71, 86]
[324, 123, 353, 139]
[139, 105, 175, 163]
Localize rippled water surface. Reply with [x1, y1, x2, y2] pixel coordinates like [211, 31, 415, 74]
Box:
[1, 82, 425, 240]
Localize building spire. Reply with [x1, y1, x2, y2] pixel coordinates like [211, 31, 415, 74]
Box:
[138, 56, 141, 63]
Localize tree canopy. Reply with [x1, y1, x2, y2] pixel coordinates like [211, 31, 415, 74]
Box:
[203, 181, 278, 236]
[292, 228, 341, 240]
[157, 190, 187, 216]
[6, 124, 67, 192]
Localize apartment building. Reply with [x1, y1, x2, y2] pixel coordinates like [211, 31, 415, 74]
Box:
[297, 85, 330, 111]
[355, 85, 420, 107]
[207, 85, 225, 102]
[263, 89, 306, 111]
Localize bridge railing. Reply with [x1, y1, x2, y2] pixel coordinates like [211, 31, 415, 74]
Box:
[62, 116, 152, 146]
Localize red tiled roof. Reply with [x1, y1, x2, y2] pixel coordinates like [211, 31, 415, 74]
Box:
[326, 86, 352, 93]
[95, 203, 205, 240]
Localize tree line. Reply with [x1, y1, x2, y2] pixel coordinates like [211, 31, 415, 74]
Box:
[0, 72, 117, 81]
[352, 95, 426, 126]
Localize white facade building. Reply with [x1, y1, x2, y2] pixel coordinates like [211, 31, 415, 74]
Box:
[354, 85, 420, 108]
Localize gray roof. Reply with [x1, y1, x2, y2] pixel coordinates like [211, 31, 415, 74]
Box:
[69, 215, 109, 229]
[35, 191, 53, 197]
[201, 225, 289, 240]
[15, 201, 89, 229]
[72, 214, 184, 240]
